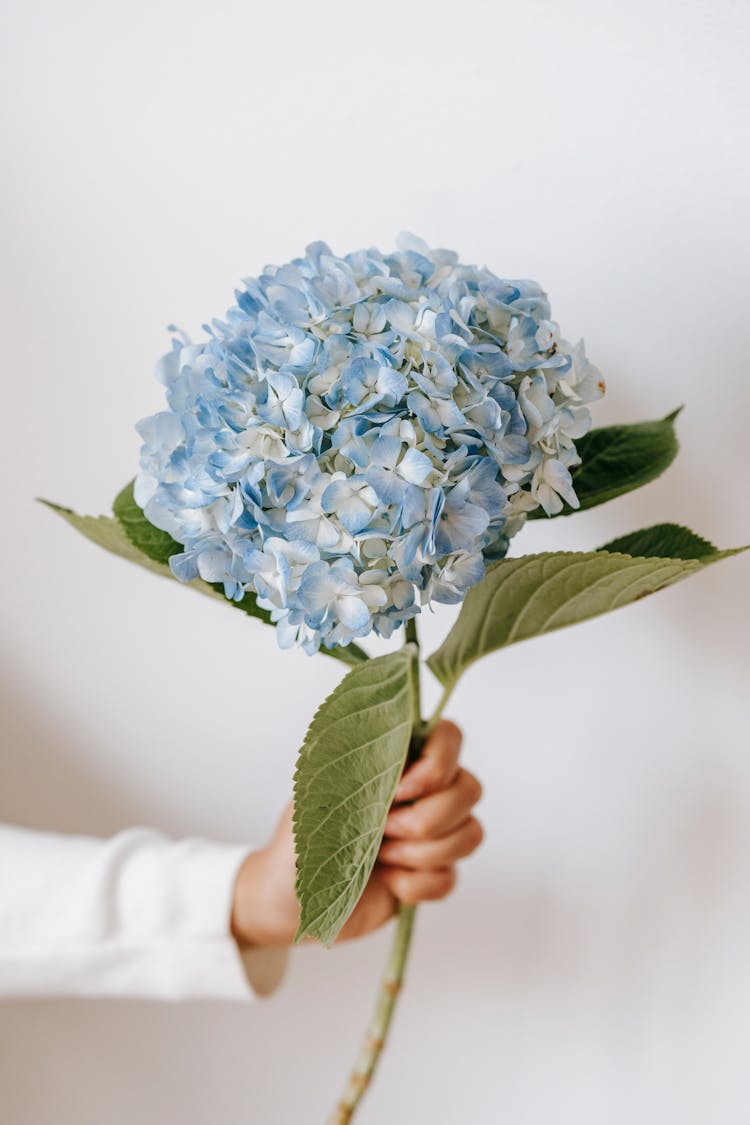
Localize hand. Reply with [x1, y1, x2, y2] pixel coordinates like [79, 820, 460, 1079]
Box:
[231, 720, 484, 948]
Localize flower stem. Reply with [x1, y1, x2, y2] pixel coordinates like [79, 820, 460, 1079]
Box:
[326, 623, 426, 1124]
[404, 617, 422, 753]
[426, 682, 453, 730]
[327, 904, 417, 1125]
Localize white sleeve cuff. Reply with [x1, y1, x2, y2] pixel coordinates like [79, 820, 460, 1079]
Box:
[0, 825, 289, 1002]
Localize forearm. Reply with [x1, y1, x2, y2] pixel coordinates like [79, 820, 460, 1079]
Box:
[0, 824, 287, 1001]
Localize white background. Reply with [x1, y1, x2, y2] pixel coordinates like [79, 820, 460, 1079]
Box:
[2, 1, 749, 1122]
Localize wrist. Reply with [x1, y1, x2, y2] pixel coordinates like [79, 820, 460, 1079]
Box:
[230, 846, 294, 949]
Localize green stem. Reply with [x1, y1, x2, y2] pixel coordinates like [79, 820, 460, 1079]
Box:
[426, 682, 453, 730]
[404, 617, 422, 760]
[327, 904, 417, 1125]
[327, 623, 426, 1124]
[406, 618, 454, 731]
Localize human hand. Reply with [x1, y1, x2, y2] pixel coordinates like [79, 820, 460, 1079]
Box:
[231, 720, 483, 948]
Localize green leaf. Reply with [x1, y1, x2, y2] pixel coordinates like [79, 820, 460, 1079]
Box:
[528, 409, 681, 518]
[39, 495, 368, 666]
[599, 522, 718, 560]
[108, 480, 276, 628]
[112, 480, 182, 566]
[38, 499, 183, 581]
[294, 649, 414, 946]
[427, 532, 745, 691]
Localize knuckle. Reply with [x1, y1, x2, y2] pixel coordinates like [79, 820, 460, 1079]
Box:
[389, 811, 420, 839]
[411, 816, 434, 841]
[423, 761, 444, 788]
[463, 771, 483, 804]
[440, 719, 463, 748]
[436, 868, 457, 898]
[396, 874, 420, 905]
[467, 817, 485, 850]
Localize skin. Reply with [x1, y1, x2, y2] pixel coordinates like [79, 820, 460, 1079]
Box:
[231, 720, 484, 948]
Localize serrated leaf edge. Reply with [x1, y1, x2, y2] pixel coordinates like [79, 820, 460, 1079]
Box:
[292, 650, 414, 945]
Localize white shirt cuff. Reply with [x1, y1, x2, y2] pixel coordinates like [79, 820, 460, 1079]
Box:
[0, 826, 289, 1002]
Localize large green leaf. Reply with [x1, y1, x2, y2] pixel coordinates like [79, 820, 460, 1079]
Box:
[39, 499, 189, 581]
[528, 410, 681, 518]
[427, 530, 745, 691]
[39, 494, 368, 666]
[294, 649, 414, 946]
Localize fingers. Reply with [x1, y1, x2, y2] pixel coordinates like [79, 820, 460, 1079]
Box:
[378, 863, 457, 906]
[346, 721, 481, 921]
[378, 815, 484, 870]
[393, 720, 462, 802]
[336, 871, 398, 942]
[385, 767, 483, 840]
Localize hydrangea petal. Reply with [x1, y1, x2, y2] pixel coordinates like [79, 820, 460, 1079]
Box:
[134, 236, 603, 653]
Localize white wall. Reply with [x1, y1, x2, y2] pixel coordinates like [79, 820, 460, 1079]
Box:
[1, 1, 749, 1121]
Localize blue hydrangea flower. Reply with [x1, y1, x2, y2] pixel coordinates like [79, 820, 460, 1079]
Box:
[135, 234, 604, 654]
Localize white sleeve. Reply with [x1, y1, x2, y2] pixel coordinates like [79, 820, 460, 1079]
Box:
[0, 824, 289, 1001]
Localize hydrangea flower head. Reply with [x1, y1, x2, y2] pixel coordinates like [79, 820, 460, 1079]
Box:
[135, 234, 604, 653]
